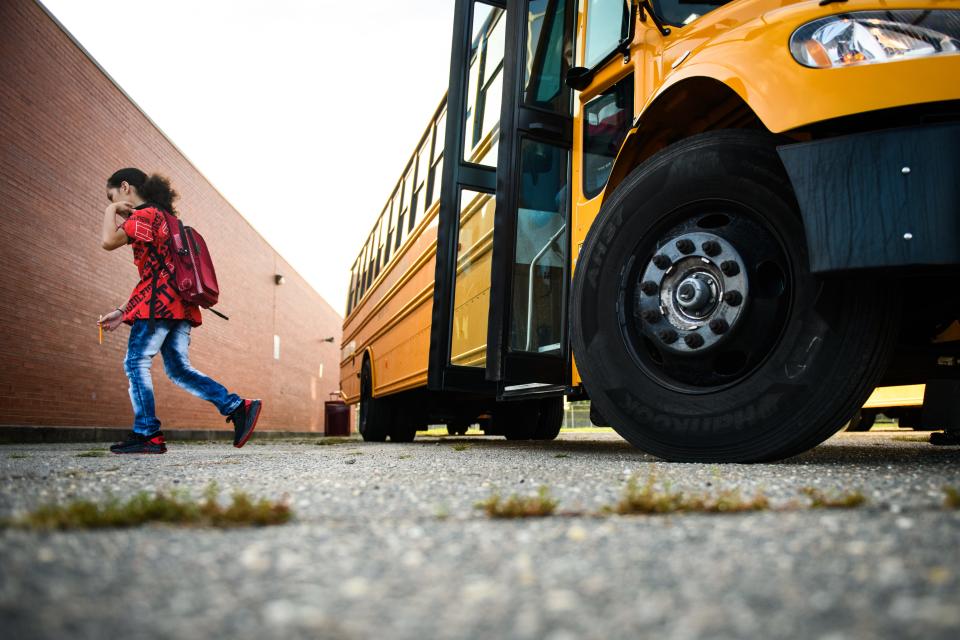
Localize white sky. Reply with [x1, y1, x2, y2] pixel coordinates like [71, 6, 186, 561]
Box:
[42, 0, 455, 316]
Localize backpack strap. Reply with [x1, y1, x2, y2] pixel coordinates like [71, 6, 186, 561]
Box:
[144, 242, 164, 327]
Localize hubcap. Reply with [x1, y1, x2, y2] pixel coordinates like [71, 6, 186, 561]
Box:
[620, 208, 791, 391]
[636, 231, 749, 354]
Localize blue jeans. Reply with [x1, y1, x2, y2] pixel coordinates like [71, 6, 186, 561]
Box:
[124, 320, 242, 435]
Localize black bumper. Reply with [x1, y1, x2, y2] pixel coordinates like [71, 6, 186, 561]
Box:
[777, 123, 960, 273]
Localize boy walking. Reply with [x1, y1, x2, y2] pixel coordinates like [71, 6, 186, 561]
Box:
[99, 168, 261, 453]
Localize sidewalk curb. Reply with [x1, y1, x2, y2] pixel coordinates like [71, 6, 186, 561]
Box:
[0, 426, 344, 444]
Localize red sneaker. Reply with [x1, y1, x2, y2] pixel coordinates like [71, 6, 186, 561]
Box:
[226, 399, 262, 448]
[110, 431, 167, 454]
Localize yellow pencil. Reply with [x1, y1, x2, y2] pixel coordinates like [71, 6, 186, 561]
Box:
[98, 315, 103, 345]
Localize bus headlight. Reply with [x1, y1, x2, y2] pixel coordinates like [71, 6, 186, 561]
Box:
[790, 10, 960, 69]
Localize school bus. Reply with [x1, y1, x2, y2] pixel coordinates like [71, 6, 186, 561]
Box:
[341, 0, 960, 461]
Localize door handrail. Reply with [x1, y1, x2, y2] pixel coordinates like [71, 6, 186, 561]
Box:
[526, 223, 566, 351]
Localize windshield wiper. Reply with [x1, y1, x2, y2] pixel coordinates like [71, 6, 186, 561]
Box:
[639, 0, 671, 36]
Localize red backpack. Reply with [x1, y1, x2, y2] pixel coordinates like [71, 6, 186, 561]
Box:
[149, 210, 228, 320]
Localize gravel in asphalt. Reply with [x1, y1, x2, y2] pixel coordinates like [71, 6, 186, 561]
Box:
[1, 430, 958, 640]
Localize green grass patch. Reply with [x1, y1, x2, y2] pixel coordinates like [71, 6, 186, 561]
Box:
[554, 453, 569, 459]
[944, 486, 960, 509]
[800, 487, 867, 509]
[8, 453, 30, 459]
[76, 450, 107, 458]
[891, 435, 928, 442]
[608, 475, 770, 515]
[314, 437, 354, 446]
[8, 483, 291, 530]
[452, 444, 470, 452]
[477, 486, 558, 518]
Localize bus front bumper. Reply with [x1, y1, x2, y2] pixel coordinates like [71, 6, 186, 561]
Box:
[777, 123, 960, 273]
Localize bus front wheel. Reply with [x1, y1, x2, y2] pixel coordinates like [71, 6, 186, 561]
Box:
[571, 130, 899, 462]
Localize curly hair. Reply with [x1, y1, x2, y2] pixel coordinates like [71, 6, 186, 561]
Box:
[107, 167, 179, 216]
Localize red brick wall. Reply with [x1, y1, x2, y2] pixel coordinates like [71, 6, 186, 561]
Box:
[0, 0, 344, 432]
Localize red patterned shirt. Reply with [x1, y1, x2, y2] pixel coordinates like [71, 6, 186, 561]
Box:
[120, 204, 202, 326]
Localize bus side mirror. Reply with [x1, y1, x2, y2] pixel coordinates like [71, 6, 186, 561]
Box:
[565, 67, 592, 91]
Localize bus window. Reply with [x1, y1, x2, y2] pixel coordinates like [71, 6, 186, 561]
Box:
[428, 110, 446, 205]
[583, 0, 630, 69]
[384, 199, 395, 263]
[412, 143, 429, 229]
[373, 218, 382, 278]
[359, 241, 368, 297]
[403, 170, 416, 233]
[365, 236, 374, 290]
[377, 213, 388, 272]
[346, 262, 356, 315]
[582, 75, 633, 199]
[463, 4, 505, 167]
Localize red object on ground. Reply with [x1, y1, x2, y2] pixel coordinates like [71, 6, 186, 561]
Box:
[324, 400, 350, 436]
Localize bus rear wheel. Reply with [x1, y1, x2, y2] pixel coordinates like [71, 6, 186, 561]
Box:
[358, 359, 389, 442]
[532, 397, 564, 440]
[571, 130, 899, 462]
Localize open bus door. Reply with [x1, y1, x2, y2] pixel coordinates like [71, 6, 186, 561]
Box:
[430, 0, 575, 400]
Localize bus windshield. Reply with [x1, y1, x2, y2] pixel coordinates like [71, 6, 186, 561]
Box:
[652, 0, 734, 27]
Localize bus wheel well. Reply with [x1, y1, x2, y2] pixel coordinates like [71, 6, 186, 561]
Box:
[608, 78, 766, 194]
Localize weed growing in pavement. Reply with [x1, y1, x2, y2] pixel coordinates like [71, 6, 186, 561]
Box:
[314, 438, 354, 446]
[452, 444, 470, 451]
[944, 486, 960, 509]
[8, 453, 30, 459]
[800, 487, 867, 509]
[76, 450, 107, 458]
[477, 486, 558, 518]
[554, 453, 569, 459]
[891, 435, 929, 443]
[398, 454, 412, 459]
[607, 475, 770, 515]
[8, 482, 291, 530]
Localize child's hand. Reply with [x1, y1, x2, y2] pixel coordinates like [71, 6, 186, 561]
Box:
[99, 309, 124, 331]
[106, 202, 134, 219]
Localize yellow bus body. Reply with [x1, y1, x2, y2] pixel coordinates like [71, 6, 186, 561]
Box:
[343, 0, 960, 423]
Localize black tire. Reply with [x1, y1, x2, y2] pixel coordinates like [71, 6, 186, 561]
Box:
[358, 358, 390, 442]
[498, 401, 540, 440]
[532, 397, 564, 440]
[845, 409, 878, 432]
[897, 407, 926, 430]
[389, 424, 417, 442]
[570, 130, 899, 462]
[447, 424, 469, 436]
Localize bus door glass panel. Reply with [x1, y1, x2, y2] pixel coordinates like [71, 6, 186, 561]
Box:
[448, 0, 505, 370]
[509, 139, 567, 354]
[583, 75, 633, 199]
[464, 4, 506, 167]
[524, 0, 571, 113]
[450, 189, 496, 367]
[583, 0, 630, 68]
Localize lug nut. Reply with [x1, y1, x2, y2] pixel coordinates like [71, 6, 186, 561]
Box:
[658, 329, 678, 344]
[641, 309, 661, 323]
[723, 290, 743, 306]
[702, 240, 721, 257]
[676, 239, 695, 254]
[709, 318, 729, 335]
[720, 260, 740, 276]
[684, 333, 705, 349]
[640, 280, 659, 296]
[652, 254, 672, 270]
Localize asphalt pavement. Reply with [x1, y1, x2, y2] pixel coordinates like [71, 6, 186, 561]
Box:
[1, 429, 958, 640]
